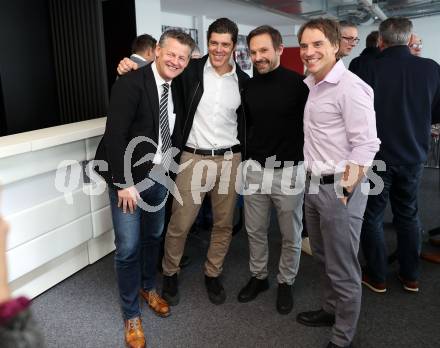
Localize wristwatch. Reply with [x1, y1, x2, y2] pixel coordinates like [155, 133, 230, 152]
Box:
[342, 187, 351, 197]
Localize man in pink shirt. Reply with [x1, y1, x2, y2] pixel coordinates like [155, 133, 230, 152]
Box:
[295, 18, 380, 348]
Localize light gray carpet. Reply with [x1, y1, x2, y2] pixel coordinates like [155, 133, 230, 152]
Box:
[32, 168, 440, 348]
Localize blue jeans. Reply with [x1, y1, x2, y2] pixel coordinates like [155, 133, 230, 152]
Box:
[361, 164, 424, 283]
[109, 181, 168, 320]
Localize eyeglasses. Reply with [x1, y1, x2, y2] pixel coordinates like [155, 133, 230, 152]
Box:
[342, 36, 360, 44]
[409, 43, 422, 49]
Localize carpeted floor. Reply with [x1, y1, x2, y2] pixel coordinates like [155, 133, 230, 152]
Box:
[32, 168, 440, 348]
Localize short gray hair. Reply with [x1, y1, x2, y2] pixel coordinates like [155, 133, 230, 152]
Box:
[339, 20, 357, 30]
[379, 17, 413, 47]
[158, 29, 196, 55]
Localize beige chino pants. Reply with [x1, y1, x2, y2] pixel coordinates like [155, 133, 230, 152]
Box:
[162, 150, 241, 277]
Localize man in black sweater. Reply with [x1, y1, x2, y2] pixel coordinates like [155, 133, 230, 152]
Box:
[237, 25, 308, 314]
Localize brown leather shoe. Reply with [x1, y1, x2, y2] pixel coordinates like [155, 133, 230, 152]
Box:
[124, 317, 145, 348]
[421, 251, 440, 264]
[140, 289, 170, 318]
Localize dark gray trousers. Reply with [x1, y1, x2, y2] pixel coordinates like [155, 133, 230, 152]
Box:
[304, 178, 368, 346]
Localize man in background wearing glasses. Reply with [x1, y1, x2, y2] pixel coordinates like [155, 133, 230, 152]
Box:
[338, 21, 359, 58]
[408, 33, 422, 56]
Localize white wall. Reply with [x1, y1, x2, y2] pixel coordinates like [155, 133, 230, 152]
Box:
[135, 0, 162, 40]
[411, 16, 440, 63]
[277, 24, 299, 47]
[162, 11, 194, 29]
[344, 15, 440, 66]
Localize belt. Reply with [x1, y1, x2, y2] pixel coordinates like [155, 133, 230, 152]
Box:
[183, 145, 241, 156]
[307, 172, 339, 184]
[249, 158, 299, 168]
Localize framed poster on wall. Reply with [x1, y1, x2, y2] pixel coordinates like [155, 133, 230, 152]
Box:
[161, 25, 198, 45]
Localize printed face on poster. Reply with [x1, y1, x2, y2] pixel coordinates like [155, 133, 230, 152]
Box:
[234, 34, 253, 76]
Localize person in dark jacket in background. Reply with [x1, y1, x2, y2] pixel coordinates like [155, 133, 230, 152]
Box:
[349, 30, 379, 75]
[130, 34, 157, 67]
[359, 17, 440, 294]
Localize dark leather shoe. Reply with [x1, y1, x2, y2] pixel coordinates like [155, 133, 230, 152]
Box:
[296, 309, 335, 327]
[237, 277, 269, 303]
[276, 283, 293, 315]
[327, 341, 352, 348]
[124, 317, 145, 348]
[162, 274, 179, 306]
[205, 275, 226, 305]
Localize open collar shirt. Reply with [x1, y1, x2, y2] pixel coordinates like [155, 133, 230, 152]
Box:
[186, 58, 241, 149]
[303, 60, 380, 175]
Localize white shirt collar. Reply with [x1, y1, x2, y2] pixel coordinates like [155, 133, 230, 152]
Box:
[204, 57, 238, 80]
[131, 53, 147, 62]
[151, 61, 172, 87]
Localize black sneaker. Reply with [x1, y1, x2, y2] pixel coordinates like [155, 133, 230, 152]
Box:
[237, 277, 269, 303]
[276, 283, 293, 314]
[162, 274, 179, 306]
[205, 275, 226, 305]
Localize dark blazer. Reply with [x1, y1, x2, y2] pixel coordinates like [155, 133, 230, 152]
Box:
[94, 63, 183, 188]
[348, 47, 380, 76]
[174, 54, 250, 156]
[358, 45, 440, 165]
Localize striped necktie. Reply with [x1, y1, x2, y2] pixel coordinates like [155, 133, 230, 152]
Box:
[159, 82, 172, 167]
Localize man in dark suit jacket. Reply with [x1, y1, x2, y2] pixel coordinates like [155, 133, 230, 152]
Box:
[130, 33, 156, 67]
[94, 29, 194, 348]
[118, 18, 249, 307]
[359, 17, 440, 295]
[349, 30, 380, 75]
